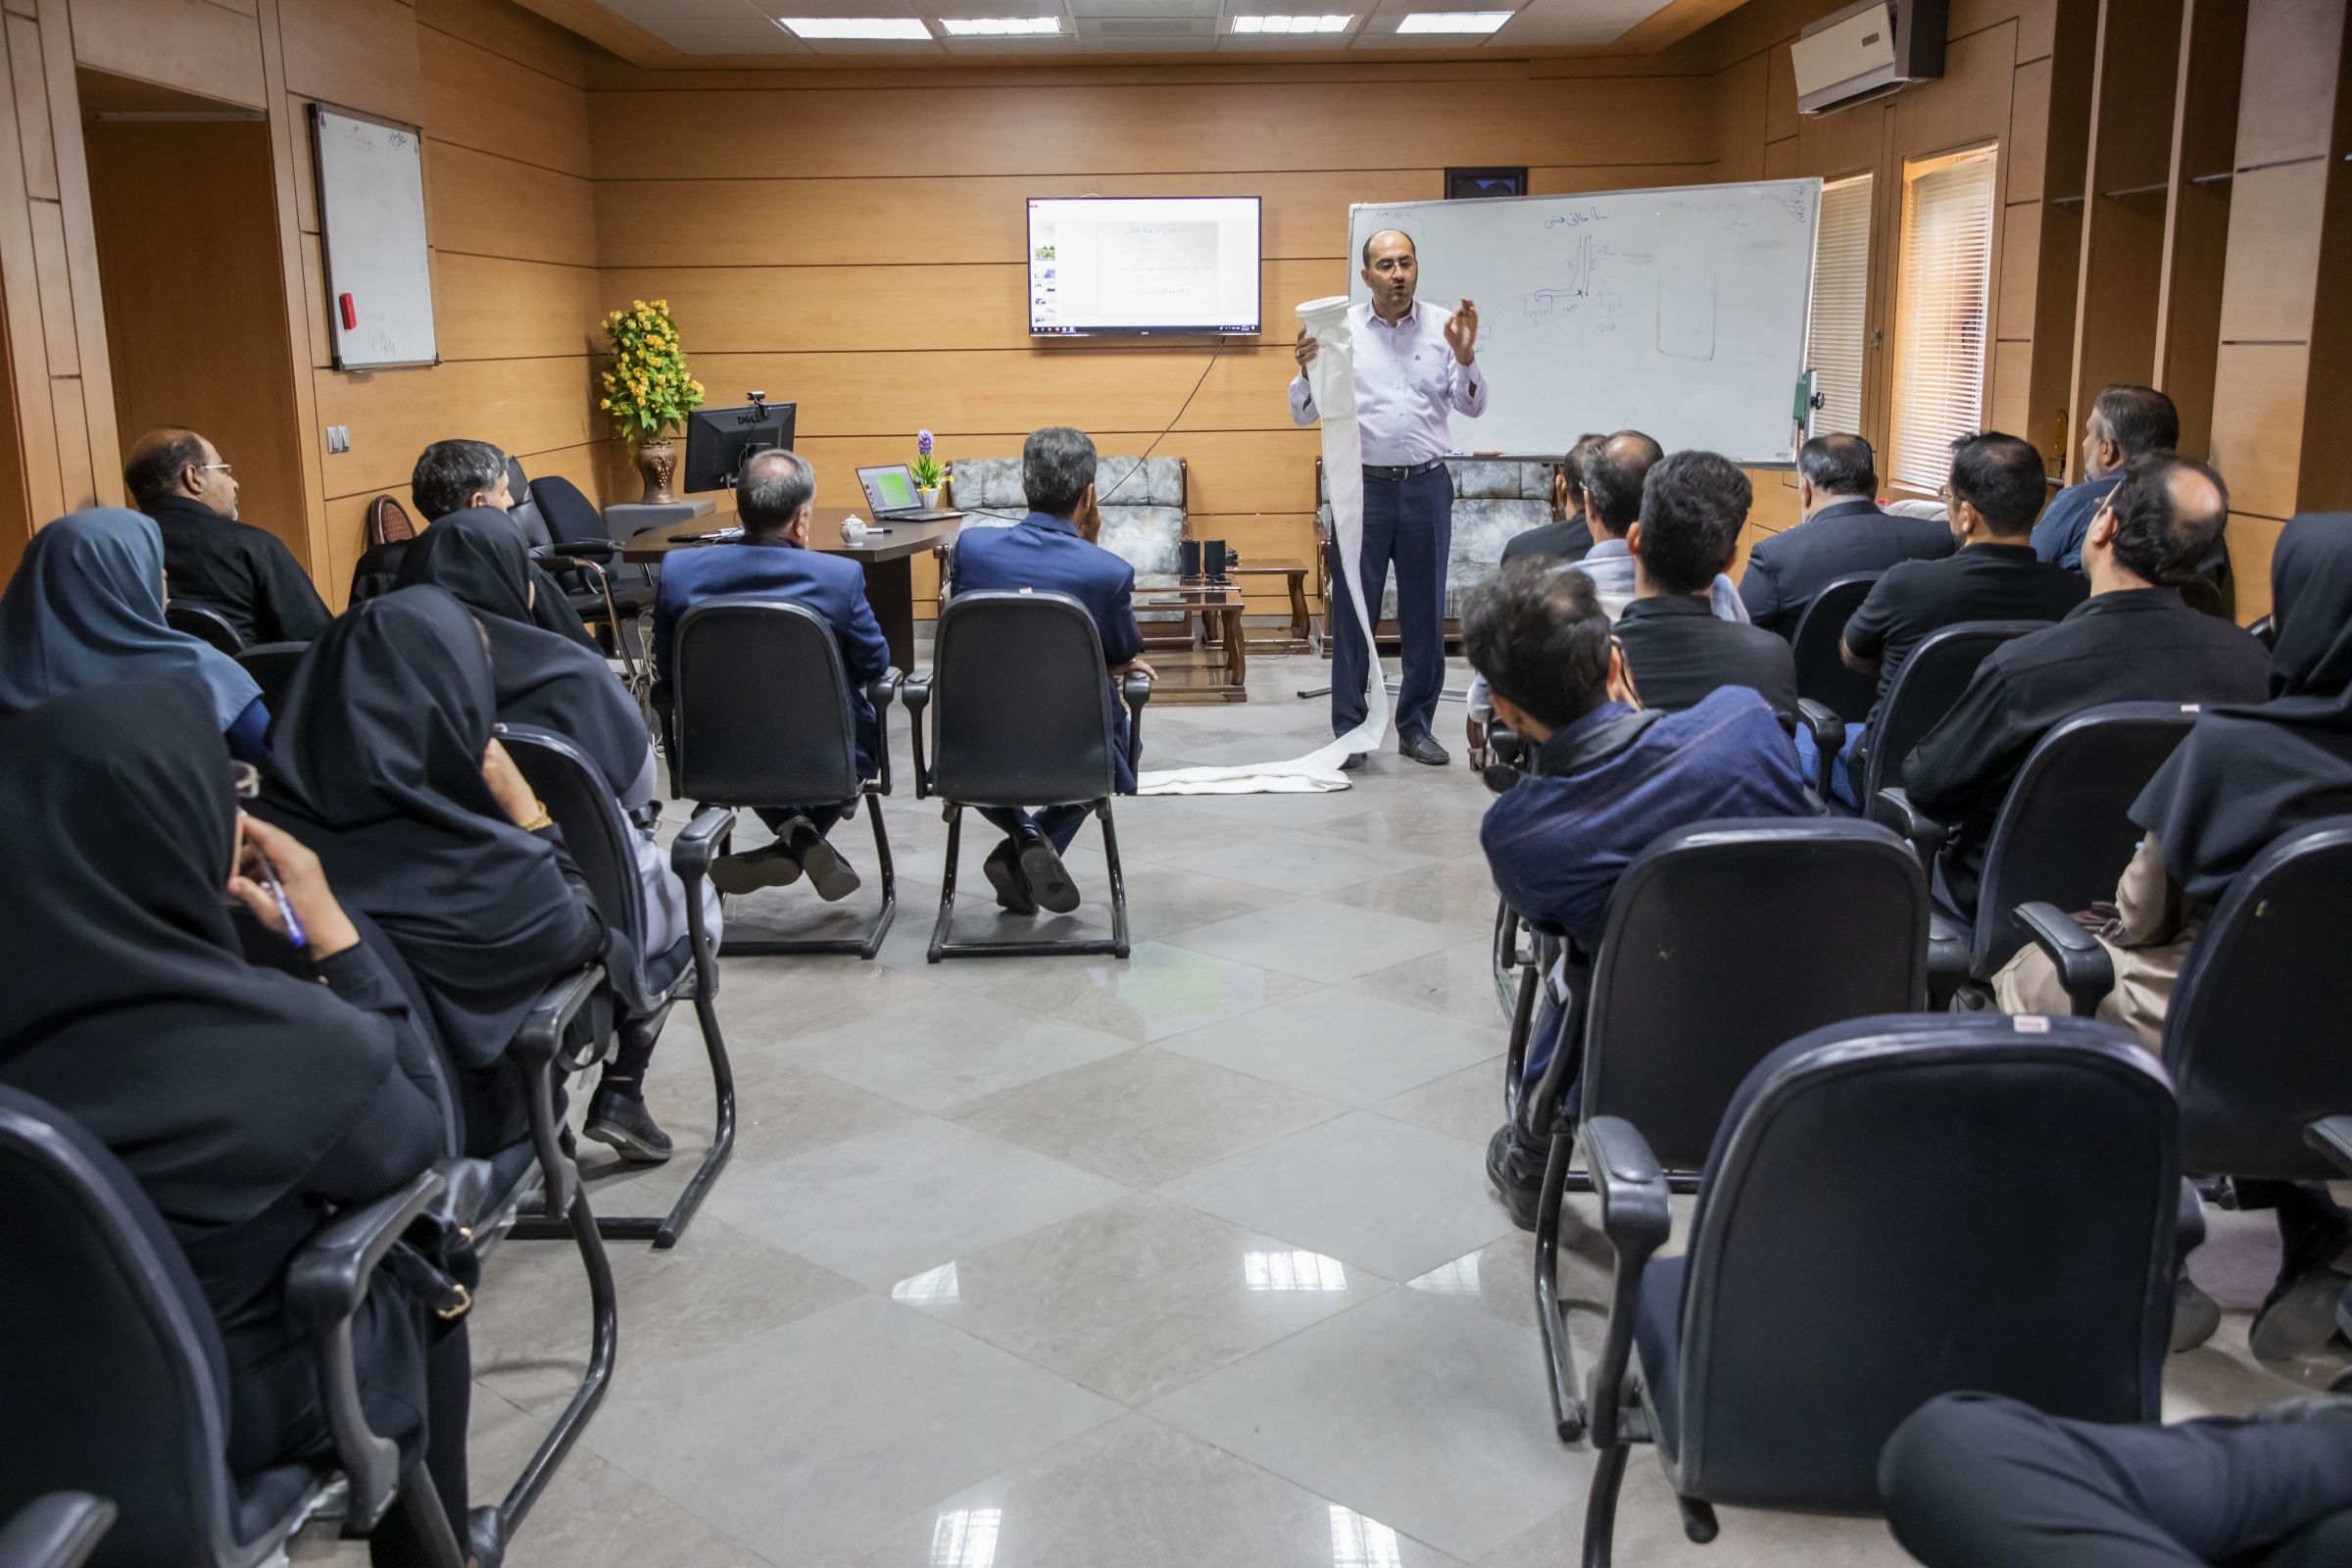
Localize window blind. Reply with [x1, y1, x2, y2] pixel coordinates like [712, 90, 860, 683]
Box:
[1807, 173, 1873, 440]
[1890, 149, 1997, 493]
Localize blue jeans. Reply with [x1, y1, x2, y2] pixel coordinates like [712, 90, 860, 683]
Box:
[1794, 720, 1868, 808]
[1328, 465, 1450, 743]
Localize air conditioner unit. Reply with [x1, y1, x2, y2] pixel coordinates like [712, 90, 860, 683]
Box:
[1792, 0, 1946, 116]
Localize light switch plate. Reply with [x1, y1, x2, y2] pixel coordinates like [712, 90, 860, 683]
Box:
[326, 424, 351, 454]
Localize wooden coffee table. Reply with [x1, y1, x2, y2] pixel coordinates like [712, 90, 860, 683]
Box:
[1134, 584, 1249, 703]
[1231, 559, 1315, 653]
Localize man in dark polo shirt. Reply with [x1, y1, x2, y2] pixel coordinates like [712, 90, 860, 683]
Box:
[127, 427, 330, 647]
[1614, 449, 1798, 721]
[1902, 453, 2269, 916]
[1798, 431, 2085, 806]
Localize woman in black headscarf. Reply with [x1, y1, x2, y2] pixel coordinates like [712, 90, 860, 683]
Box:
[0, 679, 474, 1566]
[255, 588, 607, 1157]
[1996, 513, 2352, 1359]
[395, 514, 717, 1160]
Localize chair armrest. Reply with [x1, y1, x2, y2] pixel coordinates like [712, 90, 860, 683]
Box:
[541, 540, 617, 562]
[2177, 1177, 2207, 1265]
[1581, 1116, 1672, 1450]
[1796, 699, 1845, 799]
[0, 1495, 116, 1568]
[284, 1167, 447, 1531]
[866, 667, 903, 795]
[2305, 1116, 2352, 1178]
[671, 805, 736, 885]
[513, 963, 607, 1216]
[2010, 902, 2113, 1017]
[1870, 786, 1946, 864]
[1122, 671, 1152, 779]
[902, 672, 933, 798]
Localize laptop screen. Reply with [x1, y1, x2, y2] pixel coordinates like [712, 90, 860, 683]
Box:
[860, 466, 920, 512]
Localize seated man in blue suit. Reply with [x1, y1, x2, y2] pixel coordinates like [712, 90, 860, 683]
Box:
[652, 448, 888, 903]
[949, 425, 1154, 915]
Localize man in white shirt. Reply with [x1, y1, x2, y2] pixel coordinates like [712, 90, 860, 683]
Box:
[1291, 228, 1488, 768]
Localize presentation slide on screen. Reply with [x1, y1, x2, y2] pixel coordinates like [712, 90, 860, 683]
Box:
[1029, 197, 1261, 335]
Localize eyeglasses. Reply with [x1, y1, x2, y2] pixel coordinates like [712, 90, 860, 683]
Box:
[197, 462, 232, 475]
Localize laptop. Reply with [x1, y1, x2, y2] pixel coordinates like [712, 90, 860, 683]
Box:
[855, 464, 961, 521]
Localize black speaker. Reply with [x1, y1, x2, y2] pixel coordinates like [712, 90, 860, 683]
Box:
[1179, 539, 1202, 581]
[1203, 538, 1228, 583]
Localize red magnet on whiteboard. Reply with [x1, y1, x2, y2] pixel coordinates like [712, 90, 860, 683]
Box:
[338, 293, 357, 329]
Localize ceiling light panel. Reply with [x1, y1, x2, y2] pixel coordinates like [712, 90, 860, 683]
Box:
[1393, 9, 1508, 29]
[940, 15, 1061, 30]
[1229, 13, 1351, 31]
[777, 15, 933, 35]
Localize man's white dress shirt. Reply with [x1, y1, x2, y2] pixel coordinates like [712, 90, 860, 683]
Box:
[1289, 299, 1488, 466]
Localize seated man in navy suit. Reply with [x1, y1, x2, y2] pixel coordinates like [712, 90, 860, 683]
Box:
[652, 448, 889, 902]
[949, 425, 1154, 915]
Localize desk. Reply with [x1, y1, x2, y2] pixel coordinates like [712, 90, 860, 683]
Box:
[621, 508, 956, 671]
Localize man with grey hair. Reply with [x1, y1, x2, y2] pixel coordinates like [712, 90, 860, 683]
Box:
[949, 425, 1152, 916]
[651, 447, 890, 900]
[1738, 432, 1951, 638]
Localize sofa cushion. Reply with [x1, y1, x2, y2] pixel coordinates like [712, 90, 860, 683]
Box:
[1100, 505, 1184, 580]
[947, 456, 1026, 512]
[951, 454, 1183, 514]
[1452, 459, 1522, 500]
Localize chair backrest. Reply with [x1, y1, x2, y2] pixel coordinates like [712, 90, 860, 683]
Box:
[165, 604, 243, 655]
[1666, 1014, 2178, 1510]
[1788, 572, 1879, 718]
[0, 1088, 249, 1566]
[529, 475, 606, 548]
[2164, 817, 2352, 1180]
[234, 642, 308, 715]
[366, 494, 415, 547]
[504, 459, 553, 552]
[930, 591, 1115, 808]
[1968, 702, 2200, 974]
[1580, 819, 1927, 1170]
[670, 597, 860, 808]
[1864, 619, 2046, 797]
[499, 724, 651, 998]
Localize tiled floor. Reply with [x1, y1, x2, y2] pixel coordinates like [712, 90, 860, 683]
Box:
[452, 654, 2346, 1568]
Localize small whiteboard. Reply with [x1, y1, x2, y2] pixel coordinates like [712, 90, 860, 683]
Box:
[1347, 179, 1821, 464]
[311, 105, 436, 369]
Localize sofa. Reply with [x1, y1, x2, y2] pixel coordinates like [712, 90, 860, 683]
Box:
[944, 457, 1189, 626]
[1315, 458, 1556, 636]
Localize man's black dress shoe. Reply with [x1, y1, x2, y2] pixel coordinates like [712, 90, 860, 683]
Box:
[1017, 829, 1082, 914]
[983, 838, 1037, 913]
[1398, 731, 1450, 766]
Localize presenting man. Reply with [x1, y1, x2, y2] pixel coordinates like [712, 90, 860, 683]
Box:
[1291, 228, 1488, 769]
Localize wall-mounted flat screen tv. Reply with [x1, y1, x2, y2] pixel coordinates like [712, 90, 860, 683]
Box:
[1028, 196, 1262, 337]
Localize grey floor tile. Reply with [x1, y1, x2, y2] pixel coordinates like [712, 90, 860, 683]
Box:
[706, 1115, 1128, 1288]
[952, 1047, 1345, 1187]
[1313, 799, 1495, 855]
[684, 1057, 923, 1169]
[843, 1413, 1469, 1568]
[503, 1441, 779, 1568]
[1145, 1285, 1582, 1560]
[1376, 1059, 1512, 1146]
[1160, 987, 1501, 1106]
[1478, 1463, 1912, 1568]
[1171, 898, 1464, 984]
[1158, 1110, 1514, 1283]
[898, 1194, 1388, 1404]
[783, 985, 1136, 1113]
[1356, 938, 1517, 1027]
[908, 939, 1318, 1044]
[581, 1295, 1119, 1561]
[1325, 852, 1504, 936]
[1158, 825, 1438, 896]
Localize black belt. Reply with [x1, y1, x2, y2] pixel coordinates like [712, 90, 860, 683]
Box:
[1361, 459, 1447, 481]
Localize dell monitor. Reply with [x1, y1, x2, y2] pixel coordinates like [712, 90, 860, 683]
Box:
[682, 397, 796, 493]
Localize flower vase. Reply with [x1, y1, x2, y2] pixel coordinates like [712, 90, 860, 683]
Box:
[920, 486, 944, 512]
[634, 439, 678, 505]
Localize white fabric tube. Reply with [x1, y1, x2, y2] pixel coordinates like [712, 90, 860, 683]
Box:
[1138, 296, 1386, 795]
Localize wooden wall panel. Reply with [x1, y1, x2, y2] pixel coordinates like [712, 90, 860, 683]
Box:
[66, 0, 263, 107]
[2216, 160, 2328, 342]
[275, 0, 418, 122]
[434, 251, 600, 361]
[2234, 0, 2344, 167]
[2208, 341, 2309, 518]
[417, 23, 591, 175]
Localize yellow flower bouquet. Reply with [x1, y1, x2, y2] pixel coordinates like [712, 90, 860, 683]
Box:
[600, 299, 705, 501]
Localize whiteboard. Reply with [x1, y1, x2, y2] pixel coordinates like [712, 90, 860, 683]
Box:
[311, 106, 436, 369]
[1347, 178, 1821, 465]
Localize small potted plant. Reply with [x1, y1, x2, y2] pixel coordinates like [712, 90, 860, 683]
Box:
[911, 429, 946, 512]
[600, 299, 705, 504]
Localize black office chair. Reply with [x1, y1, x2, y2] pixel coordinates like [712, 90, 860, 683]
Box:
[167, 604, 244, 655]
[507, 461, 639, 682]
[0, 1494, 114, 1568]
[501, 723, 735, 1247]
[1788, 571, 1879, 720]
[1801, 619, 2045, 806]
[1516, 818, 1929, 1441]
[2020, 817, 2352, 1191]
[1578, 1013, 2180, 1568]
[903, 591, 1150, 961]
[0, 1086, 464, 1568]
[669, 597, 901, 958]
[1877, 702, 2199, 992]
[2248, 612, 2276, 649]
[233, 642, 308, 714]
[533, 475, 657, 631]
